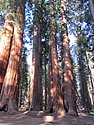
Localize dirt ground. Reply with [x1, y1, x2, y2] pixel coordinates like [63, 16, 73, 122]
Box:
[0, 110, 94, 125]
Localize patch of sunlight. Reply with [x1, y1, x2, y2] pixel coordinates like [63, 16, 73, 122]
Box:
[36, 111, 44, 116]
[78, 112, 88, 117]
[0, 122, 11, 125]
[43, 115, 54, 122]
[23, 110, 29, 115]
[89, 111, 94, 115]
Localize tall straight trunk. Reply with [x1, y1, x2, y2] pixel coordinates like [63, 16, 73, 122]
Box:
[78, 47, 92, 112]
[85, 52, 93, 110]
[0, 0, 25, 113]
[48, 0, 65, 116]
[48, 46, 53, 111]
[29, 45, 36, 110]
[0, 12, 14, 93]
[78, 53, 92, 112]
[88, 55, 94, 109]
[61, 0, 78, 116]
[19, 68, 25, 107]
[89, 0, 94, 20]
[30, 8, 43, 111]
[44, 42, 47, 111]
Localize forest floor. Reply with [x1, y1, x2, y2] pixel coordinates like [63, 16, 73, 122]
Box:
[0, 110, 94, 125]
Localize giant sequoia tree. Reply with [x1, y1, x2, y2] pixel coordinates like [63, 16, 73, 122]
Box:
[60, 0, 77, 116]
[0, 7, 14, 94]
[48, 0, 65, 116]
[0, 0, 25, 113]
[29, 1, 43, 111]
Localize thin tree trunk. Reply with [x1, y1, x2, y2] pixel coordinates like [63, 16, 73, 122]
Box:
[44, 42, 47, 111]
[86, 52, 93, 110]
[48, 46, 53, 112]
[61, 0, 78, 116]
[29, 44, 36, 110]
[88, 55, 94, 109]
[89, 0, 94, 20]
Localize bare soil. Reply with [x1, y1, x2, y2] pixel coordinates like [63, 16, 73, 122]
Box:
[0, 110, 94, 125]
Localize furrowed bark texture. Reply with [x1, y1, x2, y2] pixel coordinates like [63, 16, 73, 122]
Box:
[30, 8, 43, 111]
[0, 0, 25, 114]
[61, 0, 78, 116]
[0, 13, 14, 93]
[48, 0, 65, 116]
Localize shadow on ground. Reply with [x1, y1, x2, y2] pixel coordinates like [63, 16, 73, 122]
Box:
[0, 111, 94, 125]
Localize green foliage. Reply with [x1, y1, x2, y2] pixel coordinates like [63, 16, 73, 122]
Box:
[0, 0, 14, 12]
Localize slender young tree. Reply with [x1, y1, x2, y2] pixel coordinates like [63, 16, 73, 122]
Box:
[48, 45, 53, 111]
[19, 47, 29, 108]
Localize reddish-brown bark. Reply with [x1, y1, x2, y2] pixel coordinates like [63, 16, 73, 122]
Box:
[61, 0, 78, 116]
[0, 14, 14, 93]
[29, 41, 36, 110]
[30, 10, 43, 111]
[0, 0, 25, 113]
[48, 0, 65, 116]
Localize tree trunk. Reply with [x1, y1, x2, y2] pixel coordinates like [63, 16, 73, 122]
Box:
[89, 0, 94, 21]
[29, 44, 36, 110]
[48, 46, 53, 112]
[89, 55, 94, 109]
[79, 53, 92, 112]
[48, 0, 65, 117]
[44, 42, 47, 111]
[30, 8, 43, 111]
[0, 0, 25, 114]
[0, 12, 14, 93]
[61, 0, 78, 116]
